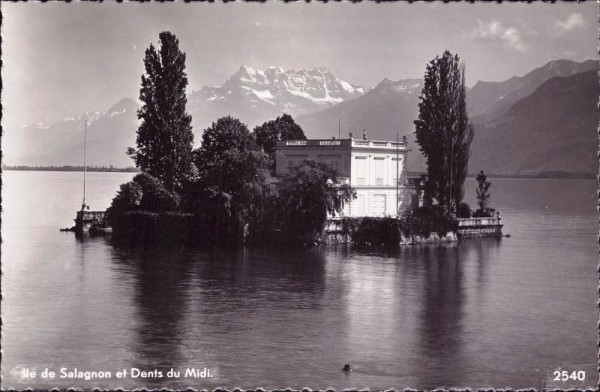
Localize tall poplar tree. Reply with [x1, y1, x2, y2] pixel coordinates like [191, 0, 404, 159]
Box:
[128, 31, 194, 193]
[414, 50, 474, 215]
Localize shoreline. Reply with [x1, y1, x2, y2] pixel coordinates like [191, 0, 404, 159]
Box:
[2, 166, 139, 173]
[3, 166, 594, 179]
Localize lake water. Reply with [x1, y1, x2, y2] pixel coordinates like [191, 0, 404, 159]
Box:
[1, 171, 597, 390]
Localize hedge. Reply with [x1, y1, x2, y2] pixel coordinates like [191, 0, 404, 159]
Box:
[112, 211, 197, 246]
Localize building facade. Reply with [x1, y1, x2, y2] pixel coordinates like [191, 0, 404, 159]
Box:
[275, 136, 423, 218]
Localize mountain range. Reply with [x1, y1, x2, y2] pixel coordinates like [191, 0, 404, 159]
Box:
[467, 59, 597, 120]
[4, 59, 597, 177]
[187, 65, 366, 132]
[296, 58, 598, 175]
[469, 69, 597, 176]
[4, 98, 140, 168]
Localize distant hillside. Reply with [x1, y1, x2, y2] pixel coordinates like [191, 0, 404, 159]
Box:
[296, 59, 597, 175]
[297, 78, 421, 138]
[296, 78, 428, 171]
[4, 98, 140, 167]
[467, 59, 597, 121]
[469, 70, 598, 176]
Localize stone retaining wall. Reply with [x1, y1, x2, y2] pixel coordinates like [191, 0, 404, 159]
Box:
[456, 216, 503, 238]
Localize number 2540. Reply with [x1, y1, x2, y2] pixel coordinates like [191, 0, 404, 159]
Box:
[553, 370, 585, 381]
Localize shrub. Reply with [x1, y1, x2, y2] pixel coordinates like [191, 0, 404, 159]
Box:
[340, 217, 362, 237]
[112, 211, 196, 246]
[106, 181, 143, 225]
[399, 205, 457, 239]
[473, 208, 496, 218]
[352, 217, 401, 248]
[456, 202, 472, 218]
[107, 173, 180, 226]
[134, 172, 180, 212]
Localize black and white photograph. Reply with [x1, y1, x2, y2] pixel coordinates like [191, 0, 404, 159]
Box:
[1, 1, 598, 390]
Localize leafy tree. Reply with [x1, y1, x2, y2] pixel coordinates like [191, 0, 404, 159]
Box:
[414, 50, 474, 215]
[186, 116, 275, 246]
[127, 31, 194, 193]
[134, 172, 181, 212]
[106, 172, 180, 225]
[475, 170, 492, 214]
[276, 160, 355, 246]
[195, 116, 257, 170]
[254, 114, 306, 171]
[106, 181, 143, 225]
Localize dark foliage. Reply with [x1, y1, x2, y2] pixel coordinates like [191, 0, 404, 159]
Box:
[254, 114, 307, 171]
[185, 116, 275, 247]
[473, 208, 496, 218]
[348, 206, 457, 248]
[127, 31, 194, 193]
[414, 50, 474, 214]
[134, 172, 181, 212]
[106, 181, 143, 225]
[111, 211, 197, 247]
[277, 160, 355, 246]
[475, 170, 492, 213]
[456, 202, 472, 218]
[106, 173, 180, 225]
[399, 205, 457, 240]
[195, 116, 257, 170]
[251, 160, 355, 247]
[339, 217, 362, 237]
[352, 217, 401, 248]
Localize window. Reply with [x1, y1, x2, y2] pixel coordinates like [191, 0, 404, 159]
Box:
[391, 157, 404, 185]
[355, 156, 367, 185]
[374, 157, 385, 186]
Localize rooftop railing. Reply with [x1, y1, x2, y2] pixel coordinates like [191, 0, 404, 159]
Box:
[358, 140, 406, 148]
[279, 139, 407, 149]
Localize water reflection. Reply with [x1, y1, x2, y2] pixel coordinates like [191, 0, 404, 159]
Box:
[465, 238, 501, 294]
[107, 245, 330, 387]
[417, 247, 465, 387]
[110, 246, 193, 374]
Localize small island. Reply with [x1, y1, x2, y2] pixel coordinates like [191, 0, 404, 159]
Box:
[89, 33, 501, 248]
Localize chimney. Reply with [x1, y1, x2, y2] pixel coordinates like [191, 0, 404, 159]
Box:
[362, 129, 367, 140]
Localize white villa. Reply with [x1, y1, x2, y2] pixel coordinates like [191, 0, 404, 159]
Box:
[275, 133, 424, 218]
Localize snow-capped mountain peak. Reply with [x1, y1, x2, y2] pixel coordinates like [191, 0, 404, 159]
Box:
[189, 65, 367, 119]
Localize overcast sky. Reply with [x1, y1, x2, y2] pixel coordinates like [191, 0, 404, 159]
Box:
[2, 1, 595, 128]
